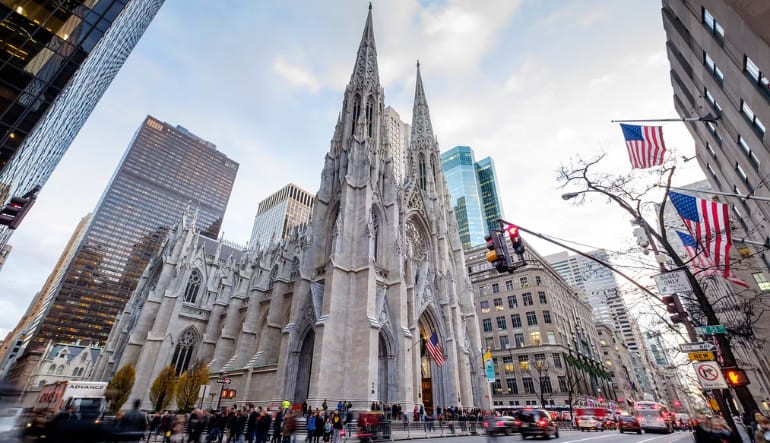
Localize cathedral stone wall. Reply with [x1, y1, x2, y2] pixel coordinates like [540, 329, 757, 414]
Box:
[94, 6, 490, 412]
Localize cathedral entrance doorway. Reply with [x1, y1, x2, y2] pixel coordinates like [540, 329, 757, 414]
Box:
[294, 329, 315, 403]
[377, 333, 390, 403]
[418, 313, 441, 416]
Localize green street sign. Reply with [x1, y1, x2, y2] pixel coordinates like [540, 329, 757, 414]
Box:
[694, 325, 727, 335]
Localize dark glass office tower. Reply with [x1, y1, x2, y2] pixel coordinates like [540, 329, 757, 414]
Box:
[18, 116, 237, 357]
[0, 0, 165, 248]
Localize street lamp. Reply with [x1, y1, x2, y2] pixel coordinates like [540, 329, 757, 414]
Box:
[561, 192, 581, 201]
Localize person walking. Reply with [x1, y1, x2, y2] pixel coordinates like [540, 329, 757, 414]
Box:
[313, 412, 324, 443]
[256, 410, 272, 443]
[116, 399, 148, 442]
[755, 415, 770, 443]
[323, 417, 332, 443]
[283, 411, 297, 443]
[331, 412, 343, 443]
[171, 413, 186, 443]
[272, 410, 284, 443]
[306, 411, 317, 443]
[246, 407, 258, 443]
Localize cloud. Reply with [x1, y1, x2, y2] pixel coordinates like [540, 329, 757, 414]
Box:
[272, 56, 321, 94]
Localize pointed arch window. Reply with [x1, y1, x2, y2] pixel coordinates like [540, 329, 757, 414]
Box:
[371, 210, 379, 261]
[171, 328, 197, 376]
[352, 94, 362, 135]
[290, 258, 300, 281]
[184, 269, 202, 304]
[430, 157, 437, 185]
[48, 364, 56, 374]
[419, 155, 427, 190]
[56, 365, 64, 375]
[366, 95, 374, 137]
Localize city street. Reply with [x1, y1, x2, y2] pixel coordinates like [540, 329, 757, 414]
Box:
[401, 430, 693, 443]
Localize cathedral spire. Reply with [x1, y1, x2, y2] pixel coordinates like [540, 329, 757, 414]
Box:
[349, 4, 379, 90]
[410, 60, 434, 146]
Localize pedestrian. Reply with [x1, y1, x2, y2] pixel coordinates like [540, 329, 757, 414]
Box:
[272, 409, 284, 443]
[306, 411, 317, 443]
[283, 411, 297, 443]
[754, 412, 770, 443]
[171, 413, 186, 443]
[332, 412, 343, 443]
[314, 412, 324, 443]
[247, 407, 258, 443]
[419, 405, 425, 423]
[402, 412, 408, 431]
[302, 402, 308, 418]
[323, 417, 332, 443]
[116, 399, 148, 442]
[322, 399, 328, 411]
[256, 410, 272, 443]
[208, 410, 225, 443]
[188, 409, 205, 443]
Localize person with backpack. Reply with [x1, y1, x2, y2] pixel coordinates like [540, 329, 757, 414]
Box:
[331, 412, 343, 443]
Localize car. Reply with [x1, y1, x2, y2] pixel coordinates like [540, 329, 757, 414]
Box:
[518, 409, 559, 439]
[617, 416, 642, 434]
[602, 418, 617, 430]
[577, 415, 601, 432]
[484, 415, 517, 436]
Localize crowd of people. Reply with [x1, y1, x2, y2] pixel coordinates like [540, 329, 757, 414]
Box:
[692, 411, 770, 443]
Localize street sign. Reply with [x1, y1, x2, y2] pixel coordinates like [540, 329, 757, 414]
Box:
[693, 361, 728, 389]
[694, 325, 727, 335]
[679, 342, 716, 352]
[653, 270, 691, 295]
[216, 377, 232, 384]
[708, 399, 720, 411]
[688, 351, 716, 361]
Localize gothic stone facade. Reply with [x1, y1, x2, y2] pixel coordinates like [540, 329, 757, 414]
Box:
[93, 7, 490, 411]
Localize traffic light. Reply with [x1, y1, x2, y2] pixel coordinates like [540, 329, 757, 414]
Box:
[221, 388, 237, 399]
[506, 224, 525, 256]
[661, 295, 684, 324]
[485, 232, 509, 273]
[724, 368, 749, 387]
[0, 186, 39, 230]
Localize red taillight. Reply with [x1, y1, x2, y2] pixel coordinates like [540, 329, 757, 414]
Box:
[515, 420, 521, 425]
[496, 421, 504, 426]
[538, 420, 548, 427]
[656, 417, 663, 422]
[483, 422, 488, 427]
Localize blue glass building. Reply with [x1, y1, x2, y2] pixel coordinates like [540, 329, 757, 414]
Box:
[440, 146, 487, 247]
[475, 156, 505, 235]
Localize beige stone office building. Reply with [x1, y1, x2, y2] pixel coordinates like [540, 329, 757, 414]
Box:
[465, 240, 614, 410]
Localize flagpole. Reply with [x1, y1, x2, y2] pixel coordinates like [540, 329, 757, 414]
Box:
[667, 185, 770, 203]
[611, 117, 718, 123]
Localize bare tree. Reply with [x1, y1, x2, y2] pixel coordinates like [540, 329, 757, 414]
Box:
[557, 154, 761, 425]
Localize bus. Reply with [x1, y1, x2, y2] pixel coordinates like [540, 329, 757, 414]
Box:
[634, 401, 673, 433]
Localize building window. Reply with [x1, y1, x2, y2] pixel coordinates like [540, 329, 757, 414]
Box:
[507, 295, 518, 309]
[523, 377, 535, 394]
[480, 301, 490, 313]
[705, 88, 722, 115]
[736, 162, 749, 183]
[741, 100, 766, 138]
[707, 121, 722, 143]
[547, 331, 556, 344]
[494, 298, 504, 311]
[534, 353, 546, 367]
[419, 155, 427, 190]
[48, 364, 56, 374]
[492, 283, 500, 294]
[706, 142, 716, 158]
[704, 52, 724, 84]
[552, 353, 562, 368]
[365, 95, 374, 137]
[184, 269, 202, 303]
[538, 291, 547, 304]
[530, 331, 542, 345]
[753, 273, 770, 291]
[738, 135, 760, 170]
[483, 318, 493, 332]
[506, 280, 513, 291]
[744, 56, 770, 100]
[543, 310, 552, 324]
[522, 293, 533, 306]
[526, 311, 538, 326]
[479, 286, 486, 297]
[493, 379, 502, 393]
[486, 337, 495, 350]
[497, 316, 507, 330]
[352, 94, 361, 135]
[511, 314, 522, 328]
[507, 378, 519, 394]
[520, 277, 528, 288]
[707, 163, 718, 178]
[540, 377, 553, 394]
[514, 333, 525, 348]
[503, 356, 514, 372]
[558, 376, 568, 393]
[519, 355, 529, 370]
[500, 335, 511, 349]
[171, 328, 197, 376]
[702, 7, 724, 42]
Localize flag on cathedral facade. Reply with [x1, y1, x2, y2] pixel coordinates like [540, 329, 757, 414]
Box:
[620, 123, 666, 168]
[425, 332, 445, 367]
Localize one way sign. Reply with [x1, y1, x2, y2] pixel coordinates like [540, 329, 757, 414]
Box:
[679, 342, 716, 353]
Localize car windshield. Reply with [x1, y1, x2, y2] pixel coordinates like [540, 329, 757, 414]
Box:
[579, 416, 593, 420]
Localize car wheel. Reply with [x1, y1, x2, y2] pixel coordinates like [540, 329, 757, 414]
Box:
[522, 434, 528, 439]
[637, 430, 642, 435]
[555, 430, 559, 438]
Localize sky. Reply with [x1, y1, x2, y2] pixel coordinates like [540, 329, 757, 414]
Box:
[0, 0, 708, 337]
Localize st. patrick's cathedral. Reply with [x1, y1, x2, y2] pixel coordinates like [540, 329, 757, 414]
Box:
[93, 6, 491, 411]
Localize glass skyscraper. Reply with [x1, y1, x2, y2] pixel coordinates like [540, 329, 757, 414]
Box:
[475, 156, 504, 235]
[441, 146, 486, 247]
[249, 183, 314, 249]
[0, 0, 165, 248]
[16, 116, 237, 361]
[440, 146, 504, 247]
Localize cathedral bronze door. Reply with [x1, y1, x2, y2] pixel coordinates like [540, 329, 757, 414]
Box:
[294, 329, 315, 403]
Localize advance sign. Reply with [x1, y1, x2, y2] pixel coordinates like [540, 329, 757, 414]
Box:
[693, 360, 728, 389]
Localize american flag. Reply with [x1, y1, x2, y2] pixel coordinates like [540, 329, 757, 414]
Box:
[425, 332, 445, 367]
[676, 231, 747, 287]
[620, 124, 666, 168]
[669, 191, 746, 286]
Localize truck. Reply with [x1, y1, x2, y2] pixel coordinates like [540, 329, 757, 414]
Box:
[27, 381, 108, 437]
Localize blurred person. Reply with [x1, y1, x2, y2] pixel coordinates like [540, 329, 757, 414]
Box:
[116, 399, 148, 442]
[755, 415, 770, 443]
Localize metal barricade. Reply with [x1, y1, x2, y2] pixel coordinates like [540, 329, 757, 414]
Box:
[379, 420, 391, 440]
